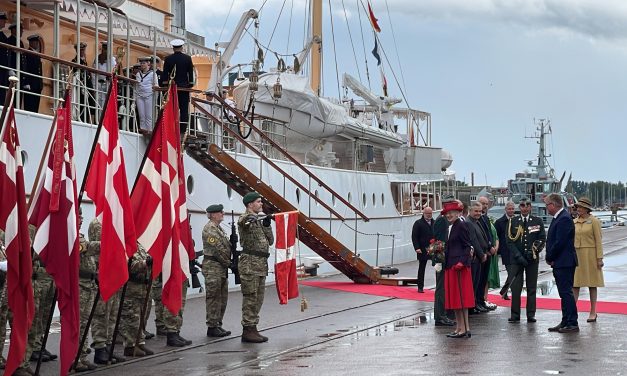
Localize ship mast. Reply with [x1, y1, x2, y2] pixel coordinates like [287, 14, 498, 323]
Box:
[535, 119, 552, 179]
[310, 0, 322, 95]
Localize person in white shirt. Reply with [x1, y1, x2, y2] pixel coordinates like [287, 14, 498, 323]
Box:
[92, 42, 117, 109]
[135, 57, 158, 134]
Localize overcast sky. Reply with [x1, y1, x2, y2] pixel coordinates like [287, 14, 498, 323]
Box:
[186, 0, 627, 187]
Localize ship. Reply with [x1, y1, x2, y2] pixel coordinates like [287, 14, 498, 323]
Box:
[2, 0, 453, 285]
[489, 119, 576, 225]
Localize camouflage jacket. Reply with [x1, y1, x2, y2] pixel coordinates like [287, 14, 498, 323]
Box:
[128, 242, 150, 284]
[88, 218, 102, 266]
[202, 221, 231, 269]
[79, 232, 98, 286]
[237, 212, 274, 277]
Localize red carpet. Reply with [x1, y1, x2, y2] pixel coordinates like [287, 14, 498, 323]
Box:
[299, 281, 627, 315]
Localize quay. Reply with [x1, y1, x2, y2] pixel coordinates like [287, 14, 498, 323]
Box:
[25, 226, 627, 375]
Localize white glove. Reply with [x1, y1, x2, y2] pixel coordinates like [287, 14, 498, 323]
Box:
[434, 263, 442, 272]
[0, 261, 7, 272]
[24, 85, 31, 90]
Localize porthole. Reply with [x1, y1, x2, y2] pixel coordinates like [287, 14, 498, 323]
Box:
[381, 193, 385, 207]
[347, 192, 352, 203]
[332, 195, 336, 207]
[296, 188, 301, 203]
[372, 193, 376, 207]
[315, 190, 319, 206]
[186, 175, 194, 195]
[227, 186, 232, 199]
[362, 193, 367, 207]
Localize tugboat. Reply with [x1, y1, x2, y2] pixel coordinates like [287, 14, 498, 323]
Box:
[490, 119, 576, 225]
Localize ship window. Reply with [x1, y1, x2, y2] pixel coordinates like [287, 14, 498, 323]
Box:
[381, 193, 385, 207]
[362, 193, 367, 207]
[315, 190, 319, 206]
[348, 192, 352, 203]
[227, 186, 232, 200]
[372, 193, 376, 207]
[332, 195, 337, 207]
[296, 188, 301, 203]
[186, 175, 194, 195]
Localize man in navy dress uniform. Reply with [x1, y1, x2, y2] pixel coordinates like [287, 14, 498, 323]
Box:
[161, 39, 195, 135]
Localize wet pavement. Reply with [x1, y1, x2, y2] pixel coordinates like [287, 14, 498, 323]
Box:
[13, 226, 627, 375]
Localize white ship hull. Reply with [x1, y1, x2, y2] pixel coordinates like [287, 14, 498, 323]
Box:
[17, 109, 421, 286]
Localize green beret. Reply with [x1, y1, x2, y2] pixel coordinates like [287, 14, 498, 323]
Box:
[206, 204, 224, 213]
[242, 192, 262, 205]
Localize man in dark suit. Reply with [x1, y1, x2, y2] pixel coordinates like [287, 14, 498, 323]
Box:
[478, 196, 498, 310]
[466, 201, 489, 313]
[161, 39, 195, 135]
[506, 197, 546, 323]
[494, 201, 515, 299]
[411, 206, 434, 293]
[544, 193, 579, 333]
[22, 34, 43, 112]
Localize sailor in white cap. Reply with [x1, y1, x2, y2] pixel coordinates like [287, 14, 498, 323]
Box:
[135, 57, 158, 135]
[161, 38, 195, 134]
[22, 34, 44, 112]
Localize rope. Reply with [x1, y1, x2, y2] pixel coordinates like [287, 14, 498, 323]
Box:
[341, 221, 395, 237]
[218, 0, 235, 44]
[286, 0, 294, 55]
[385, 0, 407, 95]
[341, 0, 362, 82]
[356, 0, 371, 90]
[328, 0, 342, 100]
[263, 0, 288, 65]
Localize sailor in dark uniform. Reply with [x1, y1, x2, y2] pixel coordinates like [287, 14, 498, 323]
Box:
[506, 197, 546, 323]
[72, 42, 96, 122]
[0, 12, 9, 103]
[7, 23, 24, 71]
[22, 34, 43, 112]
[160, 39, 194, 135]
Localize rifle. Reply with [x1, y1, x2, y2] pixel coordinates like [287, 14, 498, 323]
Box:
[190, 250, 203, 291]
[230, 210, 241, 285]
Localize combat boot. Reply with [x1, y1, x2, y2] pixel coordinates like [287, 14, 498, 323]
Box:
[81, 359, 98, 370]
[12, 366, 35, 376]
[218, 327, 232, 336]
[177, 333, 192, 345]
[74, 361, 90, 372]
[30, 350, 51, 362]
[124, 346, 146, 357]
[138, 344, 154, 355]
[207, 327, 228, 337]
[144, 330, 155, 340]
[43, 348, 58, 361]
[241, 326, 266, 343]
[93, 348, 110, 365]
[166, 332, 187, 347]
[107, 345, 126, 363]
[253, 326, 269, 342]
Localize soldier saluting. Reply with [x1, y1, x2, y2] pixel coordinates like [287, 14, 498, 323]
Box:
[237, 192, 273, 343]
[202, 204, 232, 338]
[506, 197, 546, 323]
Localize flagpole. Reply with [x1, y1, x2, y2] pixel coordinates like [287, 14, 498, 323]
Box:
[0, 77, 18, 134]
[77, 74, 116, 202]
[130, 79, 174, 194]
[72, 289, 100, 371]
[26, 75, 73, 211]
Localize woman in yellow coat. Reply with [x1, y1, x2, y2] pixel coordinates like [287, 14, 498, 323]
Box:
[573, 197, 604, 322]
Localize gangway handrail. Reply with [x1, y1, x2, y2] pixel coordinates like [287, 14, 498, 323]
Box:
[191, 99, 347, 221]
[197, 93, 370, 222]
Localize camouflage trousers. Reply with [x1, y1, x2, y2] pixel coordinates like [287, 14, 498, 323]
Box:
[203, 267, 228, 328]
[164, 282, 188, 334]
[78, 280, 97, 361]
[145, 277, 164, 333]
[120, 282, 148, 347]
[22, 275, 54, 368]
[91, 290, 121, 350]
[240, 274, 266, 327]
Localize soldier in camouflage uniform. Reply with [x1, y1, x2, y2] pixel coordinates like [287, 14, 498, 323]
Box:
[238, 192, 274, 343]
[163, 279, 191, 347]
[89, 218, 126, 365]
[146, 276, 165, 336]
[19, 224, 57, 375]
[202, 204, 232, 338]
[75, 208, 98, 372]
[119, 242, 154, 357]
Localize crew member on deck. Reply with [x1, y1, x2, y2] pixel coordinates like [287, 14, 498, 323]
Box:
[0, 12, 9, 103]
[22, 34, 43, 112]
[160, 39, 194, 135]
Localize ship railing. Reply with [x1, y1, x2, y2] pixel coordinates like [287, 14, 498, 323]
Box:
[0, 41, 138, 131]
[190, 94, 370, 223]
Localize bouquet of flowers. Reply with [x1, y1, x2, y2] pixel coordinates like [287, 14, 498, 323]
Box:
[427, 238, 446, 263]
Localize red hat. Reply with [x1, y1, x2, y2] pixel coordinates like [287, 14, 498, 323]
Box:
[441, 200, 463, 215]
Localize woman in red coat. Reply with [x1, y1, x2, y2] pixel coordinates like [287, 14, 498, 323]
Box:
[443, 201, 475, 338]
